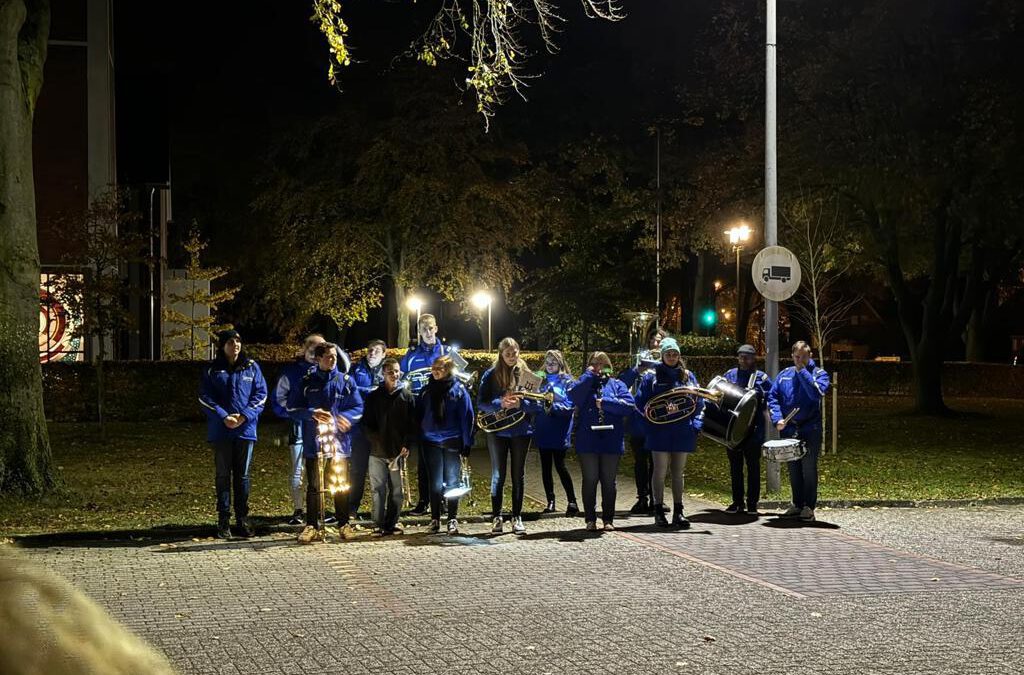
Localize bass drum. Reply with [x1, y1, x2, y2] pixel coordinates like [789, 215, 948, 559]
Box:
[701, 375, 759, 449]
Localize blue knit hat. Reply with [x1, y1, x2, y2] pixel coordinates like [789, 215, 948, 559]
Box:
[659, 337, 680, 354]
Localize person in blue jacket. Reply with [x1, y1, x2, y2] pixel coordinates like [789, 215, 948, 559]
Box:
[568, 351, 636, 532]
[768, 340, 831, 522]
[287, 342, 364, 543]
[348, 338, 388, 522]
[532, 349, 579, 516]
[721, 344, 772, 516]
[271, 333, 324, 526]
[477, 337, 535, 535]
[618, 329, 664, 516]
[400, 314, 451, 515]
[198, 329, 268, 539]
[417, 355, 475, 535]
[634, 337, 702, 530]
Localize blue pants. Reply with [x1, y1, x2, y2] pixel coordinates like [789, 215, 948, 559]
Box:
[578, 452, 620, 523]
[214, 439, 254, 521]
[348, 433, 371, 517]
[424, 443, 463, 521]
[787, 426, 822, 510]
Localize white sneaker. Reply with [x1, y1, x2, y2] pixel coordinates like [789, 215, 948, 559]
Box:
[781, 506, 802, 518]
[800, 507, 815, 521]
[512, 517, 526, 535]
[447, 519, 459, 535]
[491, 517, 503, 533]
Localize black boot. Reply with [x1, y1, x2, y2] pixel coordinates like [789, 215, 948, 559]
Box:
[672, 504, 690, 530]
[654, 505, 670, 528]
[216, 515, 231, 539]
[565, 501, 580, 517]
[629, 497, 649, 515]
[543, 498, 556, 514]
[410, 501, 429, 516]
[237, 517, 255, 538]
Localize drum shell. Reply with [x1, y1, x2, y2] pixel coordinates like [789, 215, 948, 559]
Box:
[761, 439, 807, 462]
[701, 376, 760, 449]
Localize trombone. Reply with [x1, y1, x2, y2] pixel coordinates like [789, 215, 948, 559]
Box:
[643, 386, 724, 425]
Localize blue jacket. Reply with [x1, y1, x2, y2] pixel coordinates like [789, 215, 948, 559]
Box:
[722, 366, 772, 438]
[617, 365, 654, 438]
[635, 364, 703, 453]
[198, 354, 268, 443]
[351, 358, 384, 398]
[287, 366, 364, 459]
[271, 357, 315, 419]
[531, 372, 575, 449]
[417, 379, 475, 449]
[400, 341, 451, 393]
[767, 360, 831, 432]
[476, 366, 534, 438]
[567, 370, 635, 455]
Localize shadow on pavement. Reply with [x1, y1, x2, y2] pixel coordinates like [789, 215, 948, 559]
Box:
[12, 518, 302, 549]
[611, 523, 713, 535]
[761, 516, 840, 530]
[687, 509, 761, 526]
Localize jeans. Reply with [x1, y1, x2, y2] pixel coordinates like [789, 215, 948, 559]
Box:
[487, 434, 529, 518]
[423, 443, 462, 521]
[305, 456, 349, 529]
[727, 437, 761, 508]
[629, 435, 653, 501]
[348, 434, 371, 517]
[578, 453, 620, 523]
[787, 426, 822, 510]
[288, 421, 305, 511]
[651, 451, 688, 507]
[367, 455, 403, 530]
[539, 447, 576, 504]
[214, 439, 254, 521]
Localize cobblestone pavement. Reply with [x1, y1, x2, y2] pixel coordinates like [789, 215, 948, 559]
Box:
[10, 500, 1024, 675]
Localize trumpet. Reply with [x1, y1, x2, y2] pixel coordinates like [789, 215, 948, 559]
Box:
[643, 386, 724, 425]
[475, 390, 554, 433]
[442, 456, 472, 499]
[388, 453, 413, 508]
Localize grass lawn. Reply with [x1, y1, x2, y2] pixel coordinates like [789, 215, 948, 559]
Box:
[620, 396, 1024, 505]
[2, 396, 1021, 536]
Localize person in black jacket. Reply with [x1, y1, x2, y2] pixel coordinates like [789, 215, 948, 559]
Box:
[361, 358, 418, 535]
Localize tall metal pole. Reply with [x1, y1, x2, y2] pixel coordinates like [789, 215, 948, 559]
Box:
[655, 128, 662, 332]
[487, 304, 492, 352]
[765, 0, 782, 493]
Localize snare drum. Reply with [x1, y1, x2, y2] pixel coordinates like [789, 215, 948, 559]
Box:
[761, 438, 807, 462]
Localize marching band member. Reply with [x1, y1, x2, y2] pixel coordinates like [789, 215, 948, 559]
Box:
[768, 341, 831, 522]
[477, 337, 535, 535]
[618, 329, 665, 515]
[635, 337, 702, 529]
[199, 329, 268, 540]
[417, 356, 476, 534]
[271, 333, 324, 526]
[400, 314, 451, 515]
[348, 339, 388, 522]
[567, 352, 635, 531]
[361, 358, 417, 535]
[288, 342, 364, 543]
[721, 344, 772, 516]
[532, 350, 579, 516]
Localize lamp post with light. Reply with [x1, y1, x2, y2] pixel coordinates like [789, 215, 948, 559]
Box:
[405, 295, 424, 346]
[471, 290, 493, 351]
[725, 224, 752, 340]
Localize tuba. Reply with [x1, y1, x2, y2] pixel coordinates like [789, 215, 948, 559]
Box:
[643, 384, 724, 425]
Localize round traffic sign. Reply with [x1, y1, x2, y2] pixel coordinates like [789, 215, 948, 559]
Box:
[751, 246, 802, 302]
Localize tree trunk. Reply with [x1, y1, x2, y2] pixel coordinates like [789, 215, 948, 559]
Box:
[393, 283, 410, 349]
[910, 342, 948, 415]
[0, 0, 56, 494]
[691, 252, 705, 334]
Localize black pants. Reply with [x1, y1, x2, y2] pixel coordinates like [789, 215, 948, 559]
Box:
[424, 443, 462, 521]
[415, 442, 430, 506]
[727, 438, 761, 508]
[629, 435, 653, 501]
[213, 439, 254, 521]
[539, 447, 576, 503]
[305, 456, 350, 529]
[488, 434, 529, 518]
[348, 434, 370, 516]
[579, 453, 620, 523]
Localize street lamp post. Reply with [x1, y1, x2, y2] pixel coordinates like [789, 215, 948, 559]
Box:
[725, 223, 752, 340]
[471, 290, 493, 351]
[405, 295, 424, 344]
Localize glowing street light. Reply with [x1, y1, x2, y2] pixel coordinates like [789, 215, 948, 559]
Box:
[724, 223, 753, 339]
[406, 294, 424, 323]
[471, 290, 494, 351]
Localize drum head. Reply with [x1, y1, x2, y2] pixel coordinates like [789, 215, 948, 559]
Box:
[726, 389, 759, 445]
[763, 439, 801, 449]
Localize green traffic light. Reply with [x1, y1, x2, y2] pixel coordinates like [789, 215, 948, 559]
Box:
[702, 309, 717, 326]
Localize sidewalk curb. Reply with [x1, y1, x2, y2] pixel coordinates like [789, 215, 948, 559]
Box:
[755, 497, 1024, 510]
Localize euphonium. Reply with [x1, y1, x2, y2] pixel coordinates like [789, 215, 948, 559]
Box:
[643, 386, 725, 425]
[475, 390, 554, 433]
[401, 367, 433, 391]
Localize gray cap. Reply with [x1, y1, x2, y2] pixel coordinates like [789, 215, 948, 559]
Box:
[737, 344, 756, 356]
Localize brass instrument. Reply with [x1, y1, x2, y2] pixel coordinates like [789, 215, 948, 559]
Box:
[476, 390, 554, 433]
[401, 367, 433, 391]
[643, 385, 725, 425]
[388, 454, 413, 508]
[442, 456, 472, 499]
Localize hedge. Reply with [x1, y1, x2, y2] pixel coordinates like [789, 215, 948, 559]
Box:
[42, 356, 1024, 423]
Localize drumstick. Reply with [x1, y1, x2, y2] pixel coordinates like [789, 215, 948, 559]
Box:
[780, 407, 801, 426]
